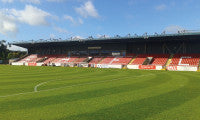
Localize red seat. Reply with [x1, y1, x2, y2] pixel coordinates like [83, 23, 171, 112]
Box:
[19, 54, 42, 63]
[111, 57, 133, 65]
[170, 54, 200, 66]
[100, 57, 115, 64]
[89, 57, 103, 64]
[131, 54, 170, 66]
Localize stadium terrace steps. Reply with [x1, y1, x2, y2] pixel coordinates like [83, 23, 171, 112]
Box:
[128, 55, 137, 65]
[165, 54, 174, 67]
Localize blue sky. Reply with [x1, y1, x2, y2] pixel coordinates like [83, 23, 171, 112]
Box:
[0, 0, 200, 42]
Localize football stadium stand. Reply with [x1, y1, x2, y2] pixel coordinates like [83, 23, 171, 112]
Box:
[74, 57, 88, 63]
[11, 32, 200, 71]
[89, 57, 103, 64]
[99, 57, 115, 64]
[110, 57, 133, 65]
[130, 54, 170, 66]
[169, 54, 200, 66]
[12, 53, 200, 71]
[131, 54, 147, 65]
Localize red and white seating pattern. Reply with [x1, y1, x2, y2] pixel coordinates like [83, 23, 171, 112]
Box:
[151, 54, 170, 66]
[13, 54, 200, 71]
[131, 54, 146, 65]
[74, 57, 87, 63]
[51, 56, 78, 63]
[89, 57, 103, 64]
[43, 55, 57, 64]
[100, 57, 115, 64]
[110, 57, 132, 65]
[131, 54, 170, 66]
[18, 54, 40, 63]
[170, 54, 200, 66]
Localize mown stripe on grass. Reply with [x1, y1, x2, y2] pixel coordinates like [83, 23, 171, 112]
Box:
[55, 74, 196, 120]
[1, 73, 185, 120]
[0, 73, 167, 112]
[36, 72, 154, 91]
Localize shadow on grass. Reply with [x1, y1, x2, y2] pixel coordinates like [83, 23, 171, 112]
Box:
[56, 75, 200, 120]
[0, 74, 168, 112]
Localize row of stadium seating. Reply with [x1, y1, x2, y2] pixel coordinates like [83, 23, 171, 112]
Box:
[90, 56, 133, 65]
[19, 54, 39, 63]
[131, 54, 170, 66]
[169, 54, 200, 66]
[89, 57, 103, 64]
[16, 54, 200, 67]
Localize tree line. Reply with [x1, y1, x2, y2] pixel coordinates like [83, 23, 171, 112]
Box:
[0, 40, 26, 61]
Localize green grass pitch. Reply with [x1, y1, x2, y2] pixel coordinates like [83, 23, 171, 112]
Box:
[0, 65, 200, 120]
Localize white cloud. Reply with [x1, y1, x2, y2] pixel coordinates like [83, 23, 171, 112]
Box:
[72, 36, 83, 40]
[1, 0, 40, 4]
[78, 18, 83, 24]
[0, 5, 51, 37]
[46, 0, 65, 2]
[0, 10, 18, 36]
[75, 1, 99, 18]
[1, 0, 14, 3]
[64, 15, 84, 25]
[155, 4, 167, 11]
[54, 26, 68, 34]
[64, 15, 75, 24]
[96, 34, 109, 38]
[49, 33, 55, 39]
[11, 5, 50, 26]
[20, 0, 40, 4]
[164, 25, 185, 33]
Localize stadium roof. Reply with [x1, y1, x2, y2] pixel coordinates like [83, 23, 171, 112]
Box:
[13, 32, 200, 48]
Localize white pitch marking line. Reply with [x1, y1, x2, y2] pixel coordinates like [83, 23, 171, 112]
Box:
[34, 73, 155, 92]
[38, 73, 155, 93]
[33, 74, 122, 92]
[34, 81, 49, 92]
[33, 73, 129, 92]
[0, 73, 163, 98]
